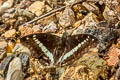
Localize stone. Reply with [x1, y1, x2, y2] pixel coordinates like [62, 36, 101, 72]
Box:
[60, 52, 108, 80]
[103, 6, 116, 21]
[59, 6, 75, 28]
[6, 57, 22, 80]
[82, 2, 99, 14]
[0, 39, 7, 49]
[0, 39, 7, 60]
[73, 20, 82, 28]
[32, 25, 41, 33]
[72, 12, 99, 35]
[82, 12, 99, 27]
[0, 48, 6, 60]
[10, 70, 25, 80]
[60, 64, 95, 80]
[0, 0, 14, 15]
[45, 5, 52, 12]
[18, 9, 34, 19]
[0, 56, 14, 76]
[2, 29, 16, 38]
[0, 24, 7, 34]
[43, 21, 57, 33]
[12, 43, 31, 56]
[19, 26, 33, 37]
[18, 52, 30, 71]
[29, 1, 45, 16]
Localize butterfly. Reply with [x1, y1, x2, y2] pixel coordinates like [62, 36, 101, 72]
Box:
[20, 33, 98, 67]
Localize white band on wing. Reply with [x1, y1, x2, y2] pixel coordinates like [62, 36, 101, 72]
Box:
[33, 35, 54, 64]
[58, 36, 90, 63]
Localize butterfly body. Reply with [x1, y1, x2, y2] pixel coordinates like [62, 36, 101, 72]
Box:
[20, 33, 98, 66]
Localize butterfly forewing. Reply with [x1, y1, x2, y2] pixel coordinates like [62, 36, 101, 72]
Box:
[20, 33, 62, 65]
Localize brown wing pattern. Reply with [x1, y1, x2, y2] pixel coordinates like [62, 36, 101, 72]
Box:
[20, 33, 61, 65]
[59, 34, 98, 66]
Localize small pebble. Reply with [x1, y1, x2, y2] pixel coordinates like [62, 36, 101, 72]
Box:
[6, 57, 22, 80]
[2, 29, 16, 38]
[29, 1, 45, 16]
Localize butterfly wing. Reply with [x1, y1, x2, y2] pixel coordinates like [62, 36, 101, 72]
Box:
[20, 33, 62, 65]
[58, 34, 98, 66]
[20, 33, 98, 66]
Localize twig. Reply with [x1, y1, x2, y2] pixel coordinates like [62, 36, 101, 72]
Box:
[20, 0, 85, 26]
[20, 6, 66, 26]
